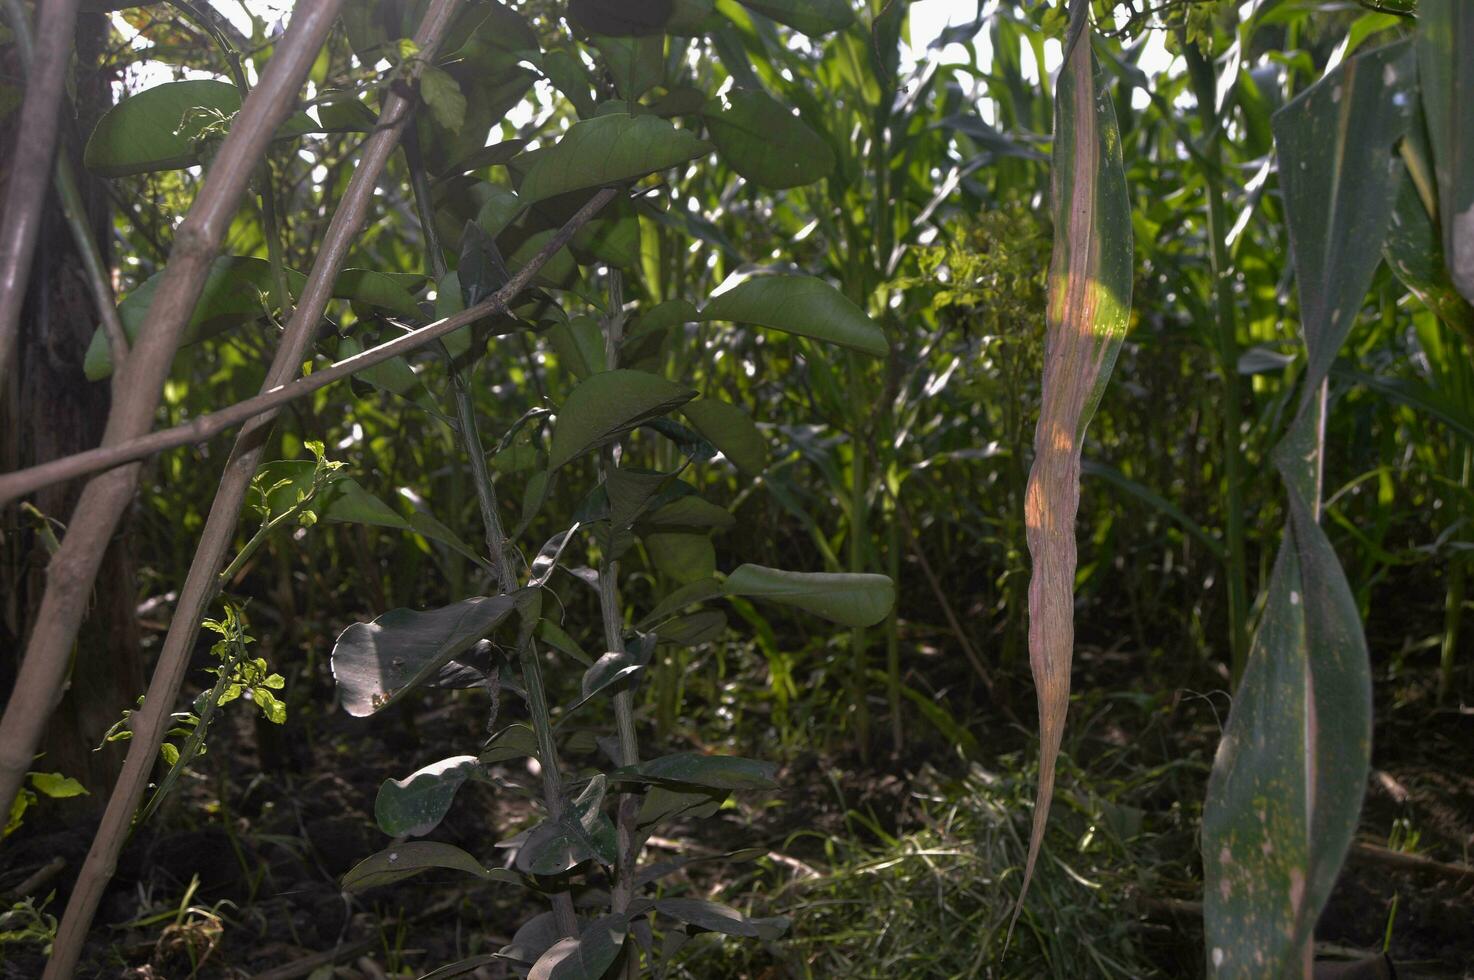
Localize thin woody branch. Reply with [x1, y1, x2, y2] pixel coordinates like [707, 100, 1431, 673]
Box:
[41, 2, 463, 971]
[0, 0, 346, 874]
[0, 187, 622, 509]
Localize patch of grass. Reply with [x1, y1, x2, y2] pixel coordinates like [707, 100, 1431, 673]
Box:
[671, 758, 1189, 979]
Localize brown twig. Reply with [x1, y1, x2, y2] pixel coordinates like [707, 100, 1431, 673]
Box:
[0, 0, 82, 392]
[40, 3, 462, 973]
[2, 856, 67, 900]
[1349, 841, 1474, 883]
[0, 187, 620, 509]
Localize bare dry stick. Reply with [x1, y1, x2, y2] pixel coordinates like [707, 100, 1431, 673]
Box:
[40, 4, 462, 972]
[0, 187, 622, 509]
[0, 0, 344, 882]
[0, 0, 82, 392]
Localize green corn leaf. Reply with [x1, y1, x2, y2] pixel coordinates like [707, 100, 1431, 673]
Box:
[1417, 0, 1474, 304]
[1202, 38, 1414, 977]
[1013, 0, 1134, 931]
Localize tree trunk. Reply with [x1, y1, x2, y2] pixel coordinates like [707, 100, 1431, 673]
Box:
[0, 11, 143, 818]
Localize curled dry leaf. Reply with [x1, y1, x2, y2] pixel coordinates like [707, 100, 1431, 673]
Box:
[1012, 0, 1133, 932]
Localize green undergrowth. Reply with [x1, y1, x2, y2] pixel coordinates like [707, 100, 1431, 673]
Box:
[671, 757, 1195, 979]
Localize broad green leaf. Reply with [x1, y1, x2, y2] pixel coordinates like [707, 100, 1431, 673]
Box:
[569, 0, 674, 35]
[375, 755, 480, 837]
[651, 898, 788, 940]
[331, 594, 525, 716]
[341, 841, 522, 892]
[549, 316, 607, 378]
[1417, 0, 1474, 304]
[722, 564, 894, 627]
[635, 785, 726, 830]
[316, 94, 377, 132]
[639, 578, 724, 627]
[655, 609, 727, 646]
[529, 912, 629, 980]
[333, 268, 426, 319]
[548, 370, 697, 469]
[1202, 39, 1412, 977]
[83, 79, 315, 177]
[612, 752, 776, 790]
[703, 89, 835, 188]
[568, 647, 650, 711]
[480, 723, 541, 765]
[645, 530, 716, 582]
[592, 34, 665, 101]
[700, 275, 887, 356]
[606, 467, 676, 528]
[86, 256, 281, 380]
[29, 772, 86, 799]
[419, 64, 466, 133]
[86, 260, 426, 380]
[512, 808, 616, 875]
[538, 617, 593, 666]
[680, 398, 768, 472]
[1014, 3, 1134, 929]
[256, 461, 484, 567]
[643, 496, 736, 530]
[736, 0, 853, 35]
[516, 113, 711, 204]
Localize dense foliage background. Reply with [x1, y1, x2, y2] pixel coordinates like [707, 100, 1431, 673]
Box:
[1, 0, 1471, 977]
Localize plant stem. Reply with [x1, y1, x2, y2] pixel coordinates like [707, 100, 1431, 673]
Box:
[1439, 446, 1471, 704]
[1186, 44, 1250, 685]
[846, 352, 871, 758]
[598, 271, 642, 977]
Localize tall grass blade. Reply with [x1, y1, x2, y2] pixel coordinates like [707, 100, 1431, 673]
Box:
[1011, 0, 1132, 932]
[1201, 40, 1414, 977]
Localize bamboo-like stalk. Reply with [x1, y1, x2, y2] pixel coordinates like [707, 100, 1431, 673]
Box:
[0, 0, 346, 852]
[0, 0, 82, 392]
[0, 190, 619, 507]
[39, 3, 471, 972]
